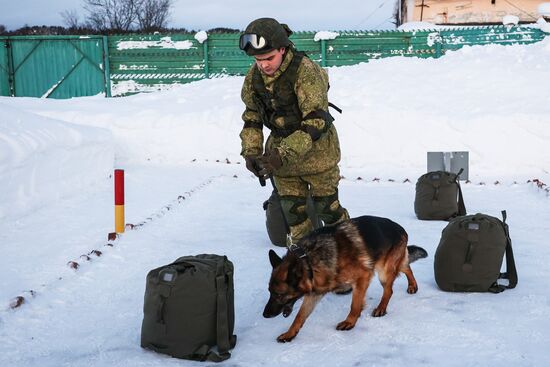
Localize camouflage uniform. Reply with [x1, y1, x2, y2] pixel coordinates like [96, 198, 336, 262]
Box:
[240, 46, 349, 242]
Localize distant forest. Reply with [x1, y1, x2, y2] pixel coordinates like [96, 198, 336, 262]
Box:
[0, 25, 240, 36]
[1, 0, 240, 36]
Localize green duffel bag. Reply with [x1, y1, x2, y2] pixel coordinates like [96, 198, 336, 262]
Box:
[434, 211, 518, 293]
[263, 190, 321, 247]
[141, 254, 236, 362]
[414, 169, 466, 220]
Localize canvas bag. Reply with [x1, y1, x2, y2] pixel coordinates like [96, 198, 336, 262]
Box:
[414, 169, 466, 220]
[434, 211, 518, 293]
[141, 254, 236, 362]
[263, 190, 320, 247]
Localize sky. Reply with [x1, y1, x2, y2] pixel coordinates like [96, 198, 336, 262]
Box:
[0, 0, 398, 31]
[1, 35, 550, 366]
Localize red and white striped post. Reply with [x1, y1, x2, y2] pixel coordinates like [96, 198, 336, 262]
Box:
[114, 169, 125, 233]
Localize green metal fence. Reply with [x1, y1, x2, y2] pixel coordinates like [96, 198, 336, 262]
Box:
[0, 25, 547, 98]
[0, 35, 110, 98]
[108, 25, 547, 95]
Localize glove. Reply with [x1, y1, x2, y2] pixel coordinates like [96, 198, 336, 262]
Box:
[244, 155, 262, 177]
[258, 149, 283, 178]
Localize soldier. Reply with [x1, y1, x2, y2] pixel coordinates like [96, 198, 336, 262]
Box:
[239, 17, 349, 243]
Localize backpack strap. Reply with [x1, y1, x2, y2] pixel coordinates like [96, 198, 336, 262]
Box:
[488, 210, 518, 293]
[455, 168, 467, 216]
[500, 210, 518, 289]
[191, 260, 236, 362]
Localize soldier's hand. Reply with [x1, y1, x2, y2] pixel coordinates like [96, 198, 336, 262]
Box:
[244, 156, 262, 177]
[258, 149, 283, 178]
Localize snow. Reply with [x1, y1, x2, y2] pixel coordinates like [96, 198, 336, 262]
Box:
[1, 36, 550, 366]
[194, 31, 208, 44]
[536, 17, 550, 33]
[0, 104, 113, 220]
[503, 15, 520, 26]
[314, 31, 339, 42]
[397, 21, 442, 31]
[116, 37, 194, 50]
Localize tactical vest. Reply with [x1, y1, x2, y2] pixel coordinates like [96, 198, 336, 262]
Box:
[251, 50, 334, 138]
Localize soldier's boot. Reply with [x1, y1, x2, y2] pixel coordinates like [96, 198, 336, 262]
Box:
[313, 191, 351, 295]
[279, 195, 313, 244]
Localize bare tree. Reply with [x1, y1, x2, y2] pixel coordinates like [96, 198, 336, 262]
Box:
[61, 9, 81, 28]
[137, 0, 173, 31]
[83, 0, 144, 31]
[0, 24, 6, 34]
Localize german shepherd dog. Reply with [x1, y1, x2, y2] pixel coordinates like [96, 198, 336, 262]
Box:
[263, 215, 428, 342]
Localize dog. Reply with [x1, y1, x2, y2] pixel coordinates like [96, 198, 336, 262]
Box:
[263, 215, 428, 342]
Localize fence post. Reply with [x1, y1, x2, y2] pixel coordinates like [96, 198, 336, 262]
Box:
[6, 38, 16, 96]
[320, 39, 327, 67]
[114, 169, 125, 234]
[102, 36, 112, 97]
[203, 39, 210, 79]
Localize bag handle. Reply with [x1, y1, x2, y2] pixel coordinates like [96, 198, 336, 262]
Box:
[488, 210, 518, 293]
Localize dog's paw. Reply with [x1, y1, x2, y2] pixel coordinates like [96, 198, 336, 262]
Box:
[336, 320, 356, 330]
[407, 284, 418, 294]
[276, 332, 297, 343]
[371, 307, 387, 317]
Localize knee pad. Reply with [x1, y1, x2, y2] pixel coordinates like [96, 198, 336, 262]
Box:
[279, 195, 308, 226]
[313, 192, 347, 225]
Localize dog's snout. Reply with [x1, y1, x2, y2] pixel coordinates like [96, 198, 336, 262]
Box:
[263, 295, 284, 318]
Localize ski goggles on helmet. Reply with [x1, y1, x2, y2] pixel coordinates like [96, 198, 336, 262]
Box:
[239, 33, 268, 50]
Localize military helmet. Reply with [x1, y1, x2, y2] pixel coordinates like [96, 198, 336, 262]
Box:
[239, 18, 292, 56]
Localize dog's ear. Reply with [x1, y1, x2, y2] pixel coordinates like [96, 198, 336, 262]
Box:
[268, 249, 283, 268]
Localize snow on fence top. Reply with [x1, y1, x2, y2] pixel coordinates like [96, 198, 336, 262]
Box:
[314, 31, 339, 41]
[116, 37, 194, 50]
[194, 31, 208, 44]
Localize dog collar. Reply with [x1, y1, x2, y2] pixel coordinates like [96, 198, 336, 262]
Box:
[288, 244, 314, 280]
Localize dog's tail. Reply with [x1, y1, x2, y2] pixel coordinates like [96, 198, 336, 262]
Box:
[407, 245, 428, 263]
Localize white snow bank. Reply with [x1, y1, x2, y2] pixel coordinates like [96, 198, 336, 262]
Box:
[0, 103, 114, 220]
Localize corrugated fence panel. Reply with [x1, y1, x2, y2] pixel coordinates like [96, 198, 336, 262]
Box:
[327, 31, 413, 66]
[440, 25, 546, 51]
[207, 33, 250, 75]
[109, 34, 206, 86]
[6, 36, 107, 98]
[292, 32, 324, 63]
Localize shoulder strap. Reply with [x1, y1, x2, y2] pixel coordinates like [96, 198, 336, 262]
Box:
[191, 259, 236, 362]
[488, 210, 518, 293]
[455, 168, 467, 216]
[500, 210, 518, 289]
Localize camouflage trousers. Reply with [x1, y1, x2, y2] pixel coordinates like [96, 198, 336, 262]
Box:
[273, 165, 349, 243]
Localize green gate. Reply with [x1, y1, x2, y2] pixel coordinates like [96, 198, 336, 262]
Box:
[0, 36, 110, 98]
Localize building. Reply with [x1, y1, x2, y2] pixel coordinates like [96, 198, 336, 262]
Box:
[397, 0, 546, 26]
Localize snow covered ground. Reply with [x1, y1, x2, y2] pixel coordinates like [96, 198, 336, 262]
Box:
[1, 36, 550, 366]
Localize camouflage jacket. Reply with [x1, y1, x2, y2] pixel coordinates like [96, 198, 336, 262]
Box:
[240, 48, 341, 177]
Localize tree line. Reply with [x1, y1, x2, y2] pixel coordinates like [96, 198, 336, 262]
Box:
[0, 0, 240, 36]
